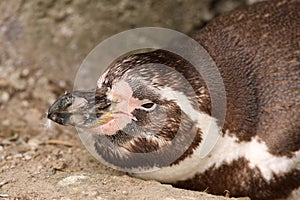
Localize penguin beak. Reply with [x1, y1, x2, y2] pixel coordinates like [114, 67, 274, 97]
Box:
[47, 88, 112, 128]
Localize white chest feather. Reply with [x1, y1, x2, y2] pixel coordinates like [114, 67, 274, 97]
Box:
[135, 131, 299, 183]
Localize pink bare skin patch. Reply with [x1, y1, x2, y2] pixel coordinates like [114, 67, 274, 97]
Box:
[86, 112, 135, 135]
[86, 79, 144, 135]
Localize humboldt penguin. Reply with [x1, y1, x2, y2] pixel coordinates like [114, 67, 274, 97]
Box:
[47, 0, 300, 199]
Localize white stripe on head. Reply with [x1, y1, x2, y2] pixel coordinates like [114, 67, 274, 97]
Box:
[158, 86, 221, 158]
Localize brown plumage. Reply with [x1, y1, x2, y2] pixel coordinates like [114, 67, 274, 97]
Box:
[193, 0, 300, 156]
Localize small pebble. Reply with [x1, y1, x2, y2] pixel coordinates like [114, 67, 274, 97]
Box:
[57, 175, 87, 187]
[13, 153, 23, 159]
[1, 119, 10, 127]
[1, 140, 11, 146]
[28, 138, 42, 149]
[45, 169, 56, 175]
[21, 68, 30, 77]
[59, 80, 67, 88]
[67, 148, 73, 154]
[23, 154, 32, 160]
[27, 77, 35, 86]
[0, 78, 9, 87]
[21, 100, 29, 107]
[9, 164, 16, 169]
[15, 82, 26, 91]
[35, 69, 43, 77]
[0, 92, 10, 104]
[37, 165, 43, 170]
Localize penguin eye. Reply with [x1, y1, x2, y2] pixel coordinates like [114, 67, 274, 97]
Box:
[141, 102, 156, 111]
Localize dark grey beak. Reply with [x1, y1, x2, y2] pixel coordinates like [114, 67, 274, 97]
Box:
[47, 88, 111, 127]
[47, 92, 74, 125]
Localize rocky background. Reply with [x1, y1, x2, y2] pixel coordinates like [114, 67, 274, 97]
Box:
[0, 0, 261, 199]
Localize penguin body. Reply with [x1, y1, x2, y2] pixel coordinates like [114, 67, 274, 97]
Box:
[47, 0, 300, 199]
